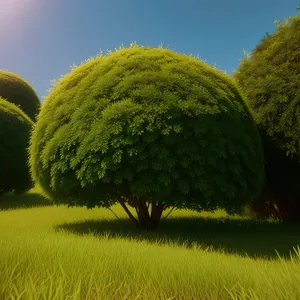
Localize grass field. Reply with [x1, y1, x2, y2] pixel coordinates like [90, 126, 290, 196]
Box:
[0, 187, 300, 300]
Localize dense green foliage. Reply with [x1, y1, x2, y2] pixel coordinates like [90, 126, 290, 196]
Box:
[0, 70, 40, 121]
[234, 14, 300, 159]
[30, 44, 264, 229]
[234, 13, 300, 221]
[0, 97, 34, 197]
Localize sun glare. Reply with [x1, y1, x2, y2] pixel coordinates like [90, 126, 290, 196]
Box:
[0, 0, 38, 25]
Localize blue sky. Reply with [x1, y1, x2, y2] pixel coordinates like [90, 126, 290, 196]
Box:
[0, 0, 298, 102]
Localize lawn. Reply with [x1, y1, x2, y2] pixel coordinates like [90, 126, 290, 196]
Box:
[0, 188, 300, 300]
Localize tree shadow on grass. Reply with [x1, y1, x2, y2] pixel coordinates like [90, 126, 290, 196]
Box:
[0, 191, 53, 211]
[54, 215, 300, 261]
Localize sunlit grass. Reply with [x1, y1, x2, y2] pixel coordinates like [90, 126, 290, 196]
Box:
[0, 188, 300, 299]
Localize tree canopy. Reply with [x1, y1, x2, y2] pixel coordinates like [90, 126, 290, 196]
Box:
[30, 44, 264, 229]
[234, 14, 300, 160]
[234, 11, 300, 221]
[0, 70, 40, 121]
[0, 97, 34, 197]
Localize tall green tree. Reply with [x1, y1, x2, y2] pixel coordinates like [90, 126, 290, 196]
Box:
[30, 44, 264, 230]
[234, 8, 300, 221]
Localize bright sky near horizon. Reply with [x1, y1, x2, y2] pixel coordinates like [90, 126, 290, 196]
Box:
[0, 0, 298, 102]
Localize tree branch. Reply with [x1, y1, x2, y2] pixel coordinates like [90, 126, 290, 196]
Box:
[162, 206, 176, 220]
[162, 203, 169, 210]
[118, 198, 139, 227]
[107, 207, 120, 220]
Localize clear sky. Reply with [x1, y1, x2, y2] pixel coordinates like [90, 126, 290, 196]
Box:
[0, 0, 298, 102]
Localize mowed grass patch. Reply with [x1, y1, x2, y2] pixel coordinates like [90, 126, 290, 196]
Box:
[0, 190, 300, 299]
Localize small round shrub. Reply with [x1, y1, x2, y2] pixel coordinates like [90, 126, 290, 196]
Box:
[0, 97, 34, 197]
[234, 13, 300, 221]
[30, 43, 264, 230]
[0, 70, 40, 121]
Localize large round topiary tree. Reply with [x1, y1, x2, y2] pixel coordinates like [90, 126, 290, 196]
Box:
[0, 97, 34, 197]
[29, 43, 264, 230]
[0, 70, 40, 121]
[234, 12, 300, 221]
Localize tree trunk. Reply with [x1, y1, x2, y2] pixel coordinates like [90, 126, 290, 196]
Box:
[119, 197, 165, 230]
[249, 182, 300, 222]
[118, 198, 140, 227]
